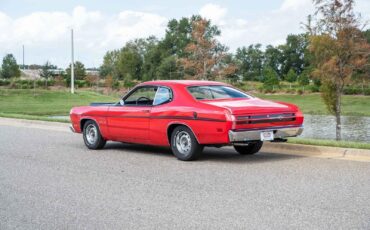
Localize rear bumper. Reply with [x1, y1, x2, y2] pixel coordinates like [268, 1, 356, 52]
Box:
[69, 125, 76, 133]
[228, 126, 303, 143]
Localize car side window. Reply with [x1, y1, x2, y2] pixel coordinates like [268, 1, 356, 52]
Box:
[187, 86, 213, 100]
[124, 86, 158, 106]
[153, 87, 172, 106]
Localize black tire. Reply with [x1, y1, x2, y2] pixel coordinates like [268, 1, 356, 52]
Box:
[234, 141, 263, 155]
[82, 120, 106, 150]
[170, 126, 203, 161]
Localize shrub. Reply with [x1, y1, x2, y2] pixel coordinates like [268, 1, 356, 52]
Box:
[0, 79, 11, 86]
[75, 80, 87, 88]
[308, 85, 320, 93]
[343, 86, 370, 95]
[263, 67, 279, 88]
[297, 89, 304, 95]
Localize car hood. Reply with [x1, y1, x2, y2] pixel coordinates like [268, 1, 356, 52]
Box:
[200, 98, 296, 115]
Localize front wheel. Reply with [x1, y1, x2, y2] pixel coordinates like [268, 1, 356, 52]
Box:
[170, 126, 203, 161]
[83, 120, 106, 149]
[234, 141, 263, 155]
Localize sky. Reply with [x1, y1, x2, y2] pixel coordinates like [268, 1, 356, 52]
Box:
[0, 0, 369, 68]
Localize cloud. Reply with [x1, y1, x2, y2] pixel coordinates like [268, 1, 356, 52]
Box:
[101, 11, 167, 48]
[0, 6, 167, 68]
[0, 1, 369, 68]
[200, 0, 314, 51]
[199, 3, 227, 25]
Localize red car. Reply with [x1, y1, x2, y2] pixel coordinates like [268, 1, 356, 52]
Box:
[70, 80, 303, 161]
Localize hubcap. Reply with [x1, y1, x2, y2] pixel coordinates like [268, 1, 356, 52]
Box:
[175, 131, 192, 155]
[85, 124, 98, 144]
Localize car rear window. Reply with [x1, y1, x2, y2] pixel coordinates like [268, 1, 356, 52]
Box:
[187, 85, 251, 100]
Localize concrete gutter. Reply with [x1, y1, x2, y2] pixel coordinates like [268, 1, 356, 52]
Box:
[262, 142, 370, 162]
[1, 117, 369, 161]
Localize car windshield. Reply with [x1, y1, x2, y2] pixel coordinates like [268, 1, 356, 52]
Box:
[187, 85, 251, 100]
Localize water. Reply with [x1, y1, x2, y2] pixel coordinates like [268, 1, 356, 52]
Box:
[301, 115, 370, 142]
[48, 114, 370, 142]
[49, 115, 69, 120]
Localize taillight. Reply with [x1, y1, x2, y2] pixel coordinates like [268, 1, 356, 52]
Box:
[225, 111, 236, 130]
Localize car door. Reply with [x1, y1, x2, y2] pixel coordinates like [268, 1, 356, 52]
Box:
[107, 86, 158, 143]
[149, 86, 174, 146]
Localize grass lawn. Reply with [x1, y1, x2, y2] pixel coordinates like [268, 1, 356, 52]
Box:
[288, 138, 370, 150]
[0, 89, 116, 116]
[255, 93, 370, 116]
[1, 89, 370, 117]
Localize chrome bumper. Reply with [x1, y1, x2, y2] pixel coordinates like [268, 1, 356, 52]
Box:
[228, 126, 303, 143]
[69, 125, 76, 133]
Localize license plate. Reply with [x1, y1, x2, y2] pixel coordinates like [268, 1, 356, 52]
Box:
[260, 131, 274, 141]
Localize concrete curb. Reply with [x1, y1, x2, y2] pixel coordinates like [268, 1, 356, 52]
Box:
[262, 142, 370, 160]
[1, 117, 370, 160]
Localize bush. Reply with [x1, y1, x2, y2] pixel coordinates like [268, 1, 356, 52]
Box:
[259, 85, 277, 94]
[308, 85, 320, 93]
[112, 80, 120, 90]
[285, 88, 296, 94]
[263, 67, 279, 89]
[343, 86, 370, 95]
[75, 80, 87, 88]
[0, 79, 11, 86]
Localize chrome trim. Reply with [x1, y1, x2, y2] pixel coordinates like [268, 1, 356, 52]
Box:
[69, 125, 76, 133]
[228, 126, 303, 142]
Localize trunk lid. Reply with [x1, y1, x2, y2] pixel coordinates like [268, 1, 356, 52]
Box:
[200, 98, 294, 115]
[200, 98, 301, 130]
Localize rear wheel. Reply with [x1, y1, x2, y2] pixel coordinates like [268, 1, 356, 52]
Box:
[170, 126, 203, 161]
[83, 120, 106, 149]
[234, 141, 263, 155]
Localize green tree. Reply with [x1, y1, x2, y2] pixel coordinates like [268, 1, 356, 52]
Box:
[66, 61, 86, 80]
[117, 46, 143, 81]
[40, 61, 53, 88]
[298, 73, 310, 86]
[1, 54, 20, 79]
[263, 67, 279, 89]
[157, 56, 178, 80]
[264, 45, 283, 78]
[235, 44, 264, 81]
[285, 69, 297, 83]
[363, 29, 370, 44]
[279, 34, 309, 77]
[100, 50, 120, 78]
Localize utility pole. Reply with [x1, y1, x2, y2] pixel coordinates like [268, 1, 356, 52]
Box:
[22, 45, 25, 70]
[71, 29, 75, 94]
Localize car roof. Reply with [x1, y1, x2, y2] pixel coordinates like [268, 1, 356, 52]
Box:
[140, 80, 228, 87]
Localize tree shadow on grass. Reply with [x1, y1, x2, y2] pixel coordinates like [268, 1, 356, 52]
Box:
[104, 142, 303, 164]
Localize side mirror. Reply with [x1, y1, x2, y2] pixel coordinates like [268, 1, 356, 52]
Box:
[119, 99, 125, 106]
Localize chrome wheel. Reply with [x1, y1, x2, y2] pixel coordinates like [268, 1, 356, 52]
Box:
[175, 131, 192, 155]
[85, 124, 98, 145]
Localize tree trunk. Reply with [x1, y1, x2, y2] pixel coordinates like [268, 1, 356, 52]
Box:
[362, 79, 365, 95]
[203, 61, 206, 80]
[335, 87, 342, 141]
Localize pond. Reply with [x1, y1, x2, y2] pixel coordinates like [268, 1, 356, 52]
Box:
[301, 114, 370, 142]
[49, 114, 370, 142]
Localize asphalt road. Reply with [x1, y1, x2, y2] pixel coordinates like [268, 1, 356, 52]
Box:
[1, 123, 370, 229]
